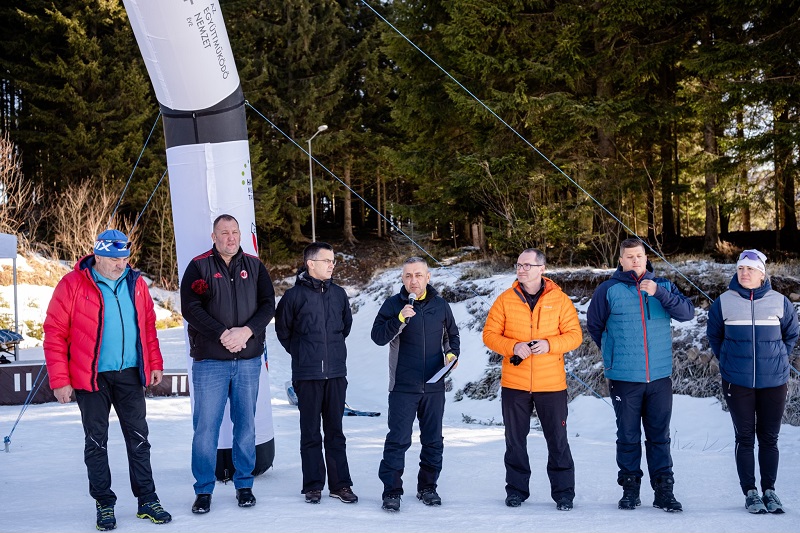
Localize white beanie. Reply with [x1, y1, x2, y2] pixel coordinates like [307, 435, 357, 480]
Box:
[737, 249, 767, 274]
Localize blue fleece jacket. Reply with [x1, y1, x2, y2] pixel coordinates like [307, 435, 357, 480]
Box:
[92, 267, 140, 372]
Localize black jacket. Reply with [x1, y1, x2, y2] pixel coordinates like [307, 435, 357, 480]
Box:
[180, 245, 275, 361]
[371, 284, 460, 393]
[275, 269, 353, 380]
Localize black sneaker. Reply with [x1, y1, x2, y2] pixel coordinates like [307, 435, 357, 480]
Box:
[618, 476, 641, 510]
[236, 488, 256, 508]
[652, 476, 683, 512]
[191, 493, 211, 514]
[95, 502, 116, 531]
[305, 490, 322, 504]
[382, 494, 401, 512]
[330, 486, 359, 503]
[505, 494, 523, 508]
[556, 499, 573, 511]
[416, 488, 442, 506]
[137, 500, 172, 524]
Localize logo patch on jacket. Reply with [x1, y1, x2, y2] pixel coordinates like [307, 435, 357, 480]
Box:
[214, 272, 223, 278]
[240, 270, 249, 279]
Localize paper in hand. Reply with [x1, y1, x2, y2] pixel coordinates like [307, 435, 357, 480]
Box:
[426, 358, 457, 384]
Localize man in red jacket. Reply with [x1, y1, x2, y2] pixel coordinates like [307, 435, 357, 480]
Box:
[43, 229, 171, 531]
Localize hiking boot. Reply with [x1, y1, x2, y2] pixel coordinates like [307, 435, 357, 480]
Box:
[236, 488, 256, 507]
[416, 488, 442, 506]
[305, 490, 322, 504]
[137, 500, 172, 524]
[382, 494, 401, 512]
[330, 486, 359, 503]
[745, 489, 767, 514]
[618, 476, 641, 510]
[762, 489, 784, 514]
[556, 498, 573, 511]
[191, 494, 211, 514]
[505, 494, 523, 508]
[652, 476, 682, 512]
[95, 502, 116, 531]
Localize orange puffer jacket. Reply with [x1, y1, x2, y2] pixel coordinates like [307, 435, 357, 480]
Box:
[483, 278, 582, 392]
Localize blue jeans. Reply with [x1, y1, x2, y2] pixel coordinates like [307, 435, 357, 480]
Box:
[191, 357, 261, 494]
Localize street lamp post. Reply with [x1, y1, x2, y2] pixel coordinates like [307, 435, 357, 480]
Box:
[307, 124, 328, 242]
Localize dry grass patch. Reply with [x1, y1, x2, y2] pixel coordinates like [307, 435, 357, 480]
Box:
[0, 255, 70, 287]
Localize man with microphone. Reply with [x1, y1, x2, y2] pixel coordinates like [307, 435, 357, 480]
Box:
[371, 257, 460, 512]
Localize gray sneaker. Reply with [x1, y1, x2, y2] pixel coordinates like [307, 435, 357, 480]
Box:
[762, 490, 784, 514]
[745, 489, 767, 514]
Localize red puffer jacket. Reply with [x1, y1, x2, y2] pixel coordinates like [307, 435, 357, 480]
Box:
[43, 255, 163, 392]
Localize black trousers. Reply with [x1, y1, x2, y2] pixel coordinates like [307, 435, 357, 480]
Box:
[379, 391, 445, 498]
[723, 379, 787, 494]
[294, 377, 352, 493]
[501, 387, 575, 503]
[74, 368, 157, 506]
[609, 377, 674, 483]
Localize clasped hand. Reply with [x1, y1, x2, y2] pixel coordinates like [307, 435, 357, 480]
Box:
[512, 339, 551, 359]
[220, 326, 252, 353]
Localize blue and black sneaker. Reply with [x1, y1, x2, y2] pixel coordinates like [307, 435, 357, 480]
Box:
[137, 500, 172, 524]
[95, 502, 116, 531]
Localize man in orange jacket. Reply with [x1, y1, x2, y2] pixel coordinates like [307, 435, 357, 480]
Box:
[483, 248, 582, 511]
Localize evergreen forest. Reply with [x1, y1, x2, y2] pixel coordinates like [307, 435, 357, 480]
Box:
[1, 0, 799, 285]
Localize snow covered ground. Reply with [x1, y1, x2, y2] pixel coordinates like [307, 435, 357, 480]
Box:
[2, 262, 799, 532]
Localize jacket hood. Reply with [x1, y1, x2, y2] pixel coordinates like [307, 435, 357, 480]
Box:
[611, 260, 655, 285]
[295, 268, 332, 292]
[728, 272, 772, 299]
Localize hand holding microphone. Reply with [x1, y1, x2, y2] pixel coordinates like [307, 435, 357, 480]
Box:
[401, 292, 417, 322]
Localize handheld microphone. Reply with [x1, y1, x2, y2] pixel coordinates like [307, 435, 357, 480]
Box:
[406, 292, 417, 324]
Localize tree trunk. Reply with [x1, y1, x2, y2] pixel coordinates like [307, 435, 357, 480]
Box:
[376, 172, 382, 238]
[775, 107, 797, 248]
[342, 159, 357, 245]
[703, 119, 720, 252]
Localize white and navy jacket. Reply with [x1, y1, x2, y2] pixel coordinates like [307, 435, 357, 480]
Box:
[707, 275, 798, 389]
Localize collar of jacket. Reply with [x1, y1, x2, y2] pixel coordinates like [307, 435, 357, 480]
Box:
[611, 261, 655, 285]
[296, 269, 331, 292]
[211, 244, 243, 268]
[728, 272, 772, 299]
[512, 277, 556, 303]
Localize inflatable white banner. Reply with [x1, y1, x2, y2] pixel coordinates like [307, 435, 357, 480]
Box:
[123, 0, 275, 472]
[124, 0, 239, 111]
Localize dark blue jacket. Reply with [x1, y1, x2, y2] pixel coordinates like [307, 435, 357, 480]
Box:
[371, 285, 460, 393]
[707, 275, 798, 389]
[275, 270, 352, 380]
[587, 264, 694, 383]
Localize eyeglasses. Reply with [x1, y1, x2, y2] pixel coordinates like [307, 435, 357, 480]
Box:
[515, 263, 544, 271]
[310, 258, 337, 266]
[94, 240, 131, 252]
[739, 251, 762, 261]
